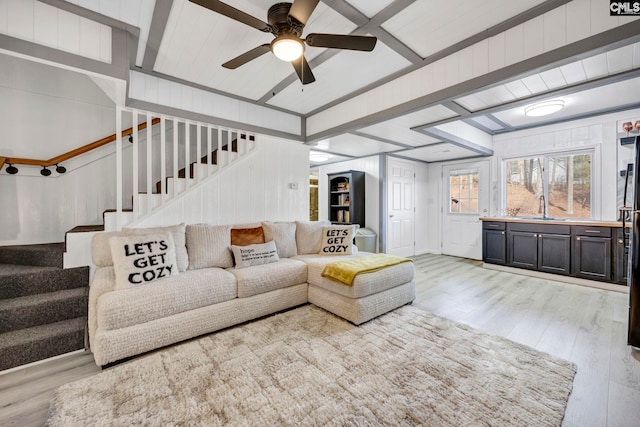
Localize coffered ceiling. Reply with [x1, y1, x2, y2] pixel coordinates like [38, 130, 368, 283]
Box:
[42, 1, 640, 165]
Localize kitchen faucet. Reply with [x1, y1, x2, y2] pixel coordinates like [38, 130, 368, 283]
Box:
[539, 195, 547, 218]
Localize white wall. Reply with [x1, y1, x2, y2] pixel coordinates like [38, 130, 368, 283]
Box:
[131, 135, 310, 227]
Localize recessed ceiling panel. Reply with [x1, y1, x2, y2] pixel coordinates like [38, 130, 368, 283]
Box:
[155, 0, 357, 101]
[313, 133, 402, 157]
[381, 0, 546, 58]
[266, 40, 411, 114]
[358, 105, 457, 147]
[345, 0, 394, 18]
[493, 78, 640, 128]
[400, 143, 478, 163]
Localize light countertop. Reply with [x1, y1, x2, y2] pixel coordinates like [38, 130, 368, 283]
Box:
[480, 217, 628, 227]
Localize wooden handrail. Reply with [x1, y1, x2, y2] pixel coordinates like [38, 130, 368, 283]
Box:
[0, 118, 161, 170]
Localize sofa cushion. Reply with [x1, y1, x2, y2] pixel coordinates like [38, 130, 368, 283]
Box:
[97, 267, 237, 330]
[295, 220, 331, 255]
[186, 224, 233, 269]
[232, 240, 279, 269]
[230, 226, 265, 246]
[108, 233, 178, 290]
[319, 225, 357, 255]
[263, 221, 297, 258]
[229, 258, 307, 298]
[124, 224, 189, 272]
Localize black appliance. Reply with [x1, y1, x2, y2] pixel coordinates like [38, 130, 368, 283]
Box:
[629, 139, 640, 347]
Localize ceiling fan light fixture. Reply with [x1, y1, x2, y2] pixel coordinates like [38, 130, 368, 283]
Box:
[271, 35, 303, 62]
[524, 100, 565, 117]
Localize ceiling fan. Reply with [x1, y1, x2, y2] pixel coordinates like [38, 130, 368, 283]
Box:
[188, 0, 378, 84]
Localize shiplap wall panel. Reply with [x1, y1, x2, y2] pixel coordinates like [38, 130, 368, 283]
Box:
[129, 71, 301, 136]
[0, 0, 111, 63]
[307, 2, 637, 137]
[132, 136, 308, 229]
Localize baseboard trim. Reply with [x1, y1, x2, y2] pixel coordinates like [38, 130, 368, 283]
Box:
[0, 349, 87, 377]
[482, 263, 629, 294]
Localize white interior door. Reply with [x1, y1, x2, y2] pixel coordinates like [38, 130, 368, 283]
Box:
[387, 158, 415, 257]
[441, 160, 490, 260]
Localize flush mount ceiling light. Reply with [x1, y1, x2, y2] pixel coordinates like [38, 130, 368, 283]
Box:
[309, 151, 331, 162]
[524, 100, 565, 117]
[271, 35, 304, 62]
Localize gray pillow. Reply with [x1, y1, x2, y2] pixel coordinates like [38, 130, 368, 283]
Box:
[186, 224, 233, 269]
[262, 221, 297, 258]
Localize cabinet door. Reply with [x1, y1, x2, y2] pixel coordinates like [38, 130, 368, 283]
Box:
[483, 229, 506, 265]
[508, 231, 537, 270]
[573, 236, 612, 281]
[538, 233, 571, 275]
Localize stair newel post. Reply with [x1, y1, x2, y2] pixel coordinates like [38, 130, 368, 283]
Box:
[145, 112, 153, 215]
[160, 116, 167, 203]
[185, 122, 191, 190]
[207, 125, 213, 177]
[115, 107, 123, 231]
[132, 110, 139, 222]
[196, 122, 202, 184]
[217, 128, 223, 168]
[172, 119, 178, 198]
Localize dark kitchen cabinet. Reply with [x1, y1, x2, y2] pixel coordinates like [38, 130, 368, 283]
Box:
[482, 221, 506, 265]
[507, 225, 571, 275]
[572, 226, 612, 281]
[614, 227, 630, 285]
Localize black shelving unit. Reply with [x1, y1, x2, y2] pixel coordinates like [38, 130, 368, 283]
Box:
[328, 170, 365, 227]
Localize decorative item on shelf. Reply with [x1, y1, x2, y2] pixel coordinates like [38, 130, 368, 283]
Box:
[506, 207, 520, 217]
[5, 163, 18, 174]
[623, 121, 634, 136]
[345, 210, 350, 223]
[635, 120, 640, 132]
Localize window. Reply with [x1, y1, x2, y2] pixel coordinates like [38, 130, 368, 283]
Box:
[503, 151, 592, 219]
[450, 170, 479, 213]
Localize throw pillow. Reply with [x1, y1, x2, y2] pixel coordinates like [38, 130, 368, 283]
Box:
[295, 220, 331, 255]
[231, 226, 265, 246]
[262, 221, 297, 258]
[109, 233, 178, 290]
[186, 224, 234, 269]
[124, 223, 189, 272]
[319, 225, 356, 255]
[231, 240, 280, 269]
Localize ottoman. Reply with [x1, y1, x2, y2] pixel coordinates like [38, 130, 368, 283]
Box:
[297, 254, 415, 324]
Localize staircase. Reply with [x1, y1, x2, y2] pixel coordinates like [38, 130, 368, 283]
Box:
[0, 243, 89, 371]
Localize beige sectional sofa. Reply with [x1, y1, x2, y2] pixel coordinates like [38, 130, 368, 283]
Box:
[88, 221, 415, 367]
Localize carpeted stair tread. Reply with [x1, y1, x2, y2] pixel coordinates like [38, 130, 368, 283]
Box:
[0, 287, 89, 333]
[66, 225, 105, 233]
[0, 263, 59, 276]
[0, 265, 89, 299]
[0, 243, 64, 268]
[0, 317, 86, 371]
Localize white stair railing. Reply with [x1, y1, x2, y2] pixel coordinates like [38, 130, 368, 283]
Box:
[111, 106, 256, 230]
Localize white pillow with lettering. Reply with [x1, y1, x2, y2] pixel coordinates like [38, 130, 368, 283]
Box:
[109, 233, 178, 290]
[319, 225, 356, 255]
[231, 240, 280, 269]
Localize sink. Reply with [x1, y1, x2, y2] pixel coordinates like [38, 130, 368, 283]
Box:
[513, 216, 567, 221]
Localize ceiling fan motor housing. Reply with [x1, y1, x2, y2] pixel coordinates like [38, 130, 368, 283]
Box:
[268, 3, 304, 37]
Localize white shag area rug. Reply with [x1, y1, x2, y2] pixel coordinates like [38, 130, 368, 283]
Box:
[46, 304, 576, 426]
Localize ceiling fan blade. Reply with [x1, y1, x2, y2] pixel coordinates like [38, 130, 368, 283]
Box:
[189, 0, 271, 32]
[305, 34, 377, 51]
[292, 55, 316, 85]
[222, 44, 271, 69]
[288, 0, 319, 25]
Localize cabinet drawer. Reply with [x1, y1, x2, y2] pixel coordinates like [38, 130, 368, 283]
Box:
[507, 222, 571, 235]
[573, 226, 611, 238]
[482, 221, 505, 231]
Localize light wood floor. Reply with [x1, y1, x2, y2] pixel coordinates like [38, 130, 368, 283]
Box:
[1, 253, 639, 426]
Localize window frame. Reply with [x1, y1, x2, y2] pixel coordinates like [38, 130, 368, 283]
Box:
[500, 147, 596, 220]
[448, 168, 480, 215]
